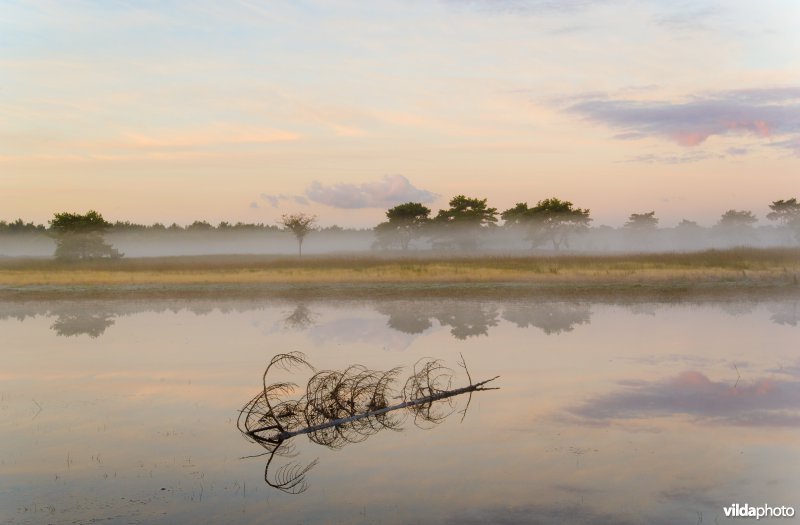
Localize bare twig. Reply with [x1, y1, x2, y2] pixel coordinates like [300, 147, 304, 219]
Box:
[238, 353, 499, 493]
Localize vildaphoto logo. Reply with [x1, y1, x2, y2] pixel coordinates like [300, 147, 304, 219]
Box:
[723, 503, 795, 520]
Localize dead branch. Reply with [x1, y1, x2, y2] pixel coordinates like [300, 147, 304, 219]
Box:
[238, 353, 498, 493]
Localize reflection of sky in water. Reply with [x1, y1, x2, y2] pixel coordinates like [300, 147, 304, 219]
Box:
[0, 298, 798, 524]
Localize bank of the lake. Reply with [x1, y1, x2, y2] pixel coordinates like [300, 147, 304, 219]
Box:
[0, 248, 798, 299]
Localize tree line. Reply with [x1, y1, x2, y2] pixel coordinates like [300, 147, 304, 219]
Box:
[372, 195, 800, 251]
[1, 197, 798, 259]
[0, 218, 359, 234]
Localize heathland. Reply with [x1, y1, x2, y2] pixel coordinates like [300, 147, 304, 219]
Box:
[1, 248, 798, 300]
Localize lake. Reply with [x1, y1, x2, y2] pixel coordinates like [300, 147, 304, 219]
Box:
[1, 296, 798, 524]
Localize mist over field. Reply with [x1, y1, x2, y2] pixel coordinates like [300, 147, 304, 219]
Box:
[0, 224, 797, 258]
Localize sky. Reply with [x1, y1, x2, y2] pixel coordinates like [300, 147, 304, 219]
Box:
[1, 0, 799, 228]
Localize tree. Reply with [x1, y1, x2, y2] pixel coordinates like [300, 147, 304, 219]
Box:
[499, 202, 531, 227]
[0, 218, 46, 234]
[767, 198, 800, 224]
[675, 219, 700, 230]
[49, 210, 122, 260]
[717, 209, 757, 227]
[502, 198, 591, 251]
[672, 219, 705, 249]
[432, 195, 498, 250]
[279, 213, 317, 256]
[624, 211, 658, 230]
[714, 209, 757, 244]
[186, 220, 214, 231]
[767, 198, 800, 243]
[374, 202, 431, 250]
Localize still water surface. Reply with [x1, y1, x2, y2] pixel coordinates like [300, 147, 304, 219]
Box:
[1, 297, 799, 524]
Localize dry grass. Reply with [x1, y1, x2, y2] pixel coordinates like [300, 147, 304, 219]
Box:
[1, 248, 798, 288]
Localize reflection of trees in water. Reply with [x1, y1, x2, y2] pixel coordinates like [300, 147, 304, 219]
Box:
[501, 302, 591, 335]
[377, 301, 592, 338]
[625, 303, 658, 316]
[768, 301, 799, 326]
[375, 301, 499, 340]
[437, 303, 500, 339]
[238, 352, 498, 493]
[718, 301, 756, 317]
[282, 304, 319, 330]
[1, 297, 797, 341]
[50, 311, 116, 338]
[376, 304, 433, 334]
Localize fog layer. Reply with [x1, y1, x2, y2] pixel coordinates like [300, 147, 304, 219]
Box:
[0, 223, 798, 258]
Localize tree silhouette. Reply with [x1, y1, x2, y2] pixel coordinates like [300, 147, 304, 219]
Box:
[502, 198, 591, 251]
[675, 219, 700, 230]
[714, 209, 757, 244]
[624, 211, 658, 230]
[374, 202, 431, 250]
[432, 195, 498, 250]
[0, 219, 46, 234]
[49, 210, 122, 260]
[717, 209, 757, 227]
[279, 213, 317, 256]
[767, 198, 800, 243]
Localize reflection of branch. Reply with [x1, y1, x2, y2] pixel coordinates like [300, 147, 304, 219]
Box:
[238, 353, 499, 493]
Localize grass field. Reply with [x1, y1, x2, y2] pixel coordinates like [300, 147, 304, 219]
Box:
[1, 248, 798, 297]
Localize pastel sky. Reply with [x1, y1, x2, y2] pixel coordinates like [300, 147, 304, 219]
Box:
[2, 0, 799, 227]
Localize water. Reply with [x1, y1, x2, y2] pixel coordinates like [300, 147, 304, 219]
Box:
[1, 297, 798, 524]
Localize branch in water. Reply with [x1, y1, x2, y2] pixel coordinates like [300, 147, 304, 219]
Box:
[238, 353, 499, 493]
[252, 375, 499, 442]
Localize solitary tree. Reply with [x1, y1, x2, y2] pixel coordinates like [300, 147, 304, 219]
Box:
[279, 213, 317, 256]
[374, 202, 431, 250]
[49, 210, 122, 260]
[432, 195, 498, 250]
[502, 198, 591, 251]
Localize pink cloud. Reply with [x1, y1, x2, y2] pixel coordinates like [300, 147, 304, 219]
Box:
[671, 131, 709, 146]
[567, 87, 800, 150]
